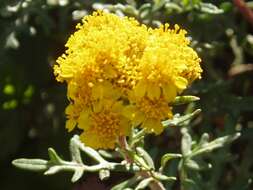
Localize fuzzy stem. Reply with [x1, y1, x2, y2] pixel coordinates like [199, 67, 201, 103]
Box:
[119, 136, 134, 163]
[118, 136, 166, 190]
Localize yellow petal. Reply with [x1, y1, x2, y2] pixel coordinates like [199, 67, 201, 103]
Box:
[80, 131, 99, 149]
[67, 82, 77, 99]
[147, 84, 160, 100]
[91, 84, 103, 100]
[93, 101, 103, 113]
[65, 104, 74, 115]
[133, 111, 145, 126]
[134, 80, 147, 99]
[167, 107, 173, 119]
[122, 105, 136, 120]
[142, 119, 154, 133]
[80, 131, 116, 149]
[104, 64, 117, 78]
[103, 81, 121, 100]
[112, 101, 124, 113]
[142, 118, 164, 135]
[119, 117, 131, 135]
[152, 120, 164, 135]
[66, 119, 76, 132]
[163, 84, 177, 102]
[174, 76, 188, 90]
[78, 109, 90, 130]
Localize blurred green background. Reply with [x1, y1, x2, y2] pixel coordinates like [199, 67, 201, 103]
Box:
[0, 0, 253, 189]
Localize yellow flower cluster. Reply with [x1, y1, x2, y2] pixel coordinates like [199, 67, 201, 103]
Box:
[54, 11, 202, 149]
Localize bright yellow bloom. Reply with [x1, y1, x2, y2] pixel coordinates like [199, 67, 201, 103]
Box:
[126, 24, 201, 134]
[79, 100, 130, 149]
[132, 24, 201, 102]
[54, 11, 202, 149]
[123, 97, 173, 135]
[54, 11, 147, 149]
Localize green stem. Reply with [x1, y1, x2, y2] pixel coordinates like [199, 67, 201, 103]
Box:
[118, 136, 166, 190]
[178, 159, 187, 190]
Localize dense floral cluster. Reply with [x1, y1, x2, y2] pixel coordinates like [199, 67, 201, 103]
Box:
[54, 11, 202, 149]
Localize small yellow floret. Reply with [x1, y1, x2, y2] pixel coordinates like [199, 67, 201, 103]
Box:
[123, 97, 173, 134]
[79, 100, 130, 149]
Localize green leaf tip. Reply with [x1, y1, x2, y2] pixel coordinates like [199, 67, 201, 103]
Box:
[160, 153, 182, 171]
[153, 172, 177, 181]
[162, 109, 201, 127]
[48, 148, 63, 163]
[71, 168, 84, 182]
[171, 96, 200, 106]
[190, 132, 241, 157]
[199, 3, 224, 14]
[99, 169, 110, 181]
[135, 178, 154, 190]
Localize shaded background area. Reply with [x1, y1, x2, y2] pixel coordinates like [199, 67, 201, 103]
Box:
[0, 0, 252, 189]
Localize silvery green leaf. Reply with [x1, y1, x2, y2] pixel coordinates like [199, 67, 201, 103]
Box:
[72, 10, 87, 20]
[198, 3, 224, 14]
[98, 150, 120, 159]
[126, 0, 136, 6]
[152, 20, 162, 27]
[71, 168, 84, 182]
[70, 138, 83, 163]
[191, 133, 240, 157]
[5, 32, 19, 49]
[165, 2, 183, 12]
[140, 9, 150, 19]
[44, 166, 62, 175]
[123, 5, 138, 16]
[58, 0, 69, 6]
[111, 176, 142, 190]
[47, 0, 69, 6]
[92, 3, 105, 10]
[135, 178, 153, 190]
[48, 148, 63, 163]
[6, 2, 21, 13]
[160, 153, 182, 170]
[139, 3, 151, 19]
[133, 154, 150, 169]
[185, 159, 200, 170]
[182, 178, 196, 186]
[139, 3, 152, 12]
[136, 147, 155, 169]
[153, 173, 177, 181]
[99, 169, 110, 181]
[171, 96, 200, 106]
[73, 135, 105, 163]
[181, 130, 192, 156]
[198, 133, 209, 148]
[47, 0, 58, 6]
[162, 109, 201, 127]
[152, 0, 166, 11]
[12, 159, 48, 171]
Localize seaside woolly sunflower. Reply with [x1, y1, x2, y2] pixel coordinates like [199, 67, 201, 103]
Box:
[54, 11, 202, 149]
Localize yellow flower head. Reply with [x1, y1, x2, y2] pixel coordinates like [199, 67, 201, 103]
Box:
[123, 97, 173, 135]
[79, 100, 130, 149]
[54, 11, 202, 149]
[132, 24, 201, 102]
